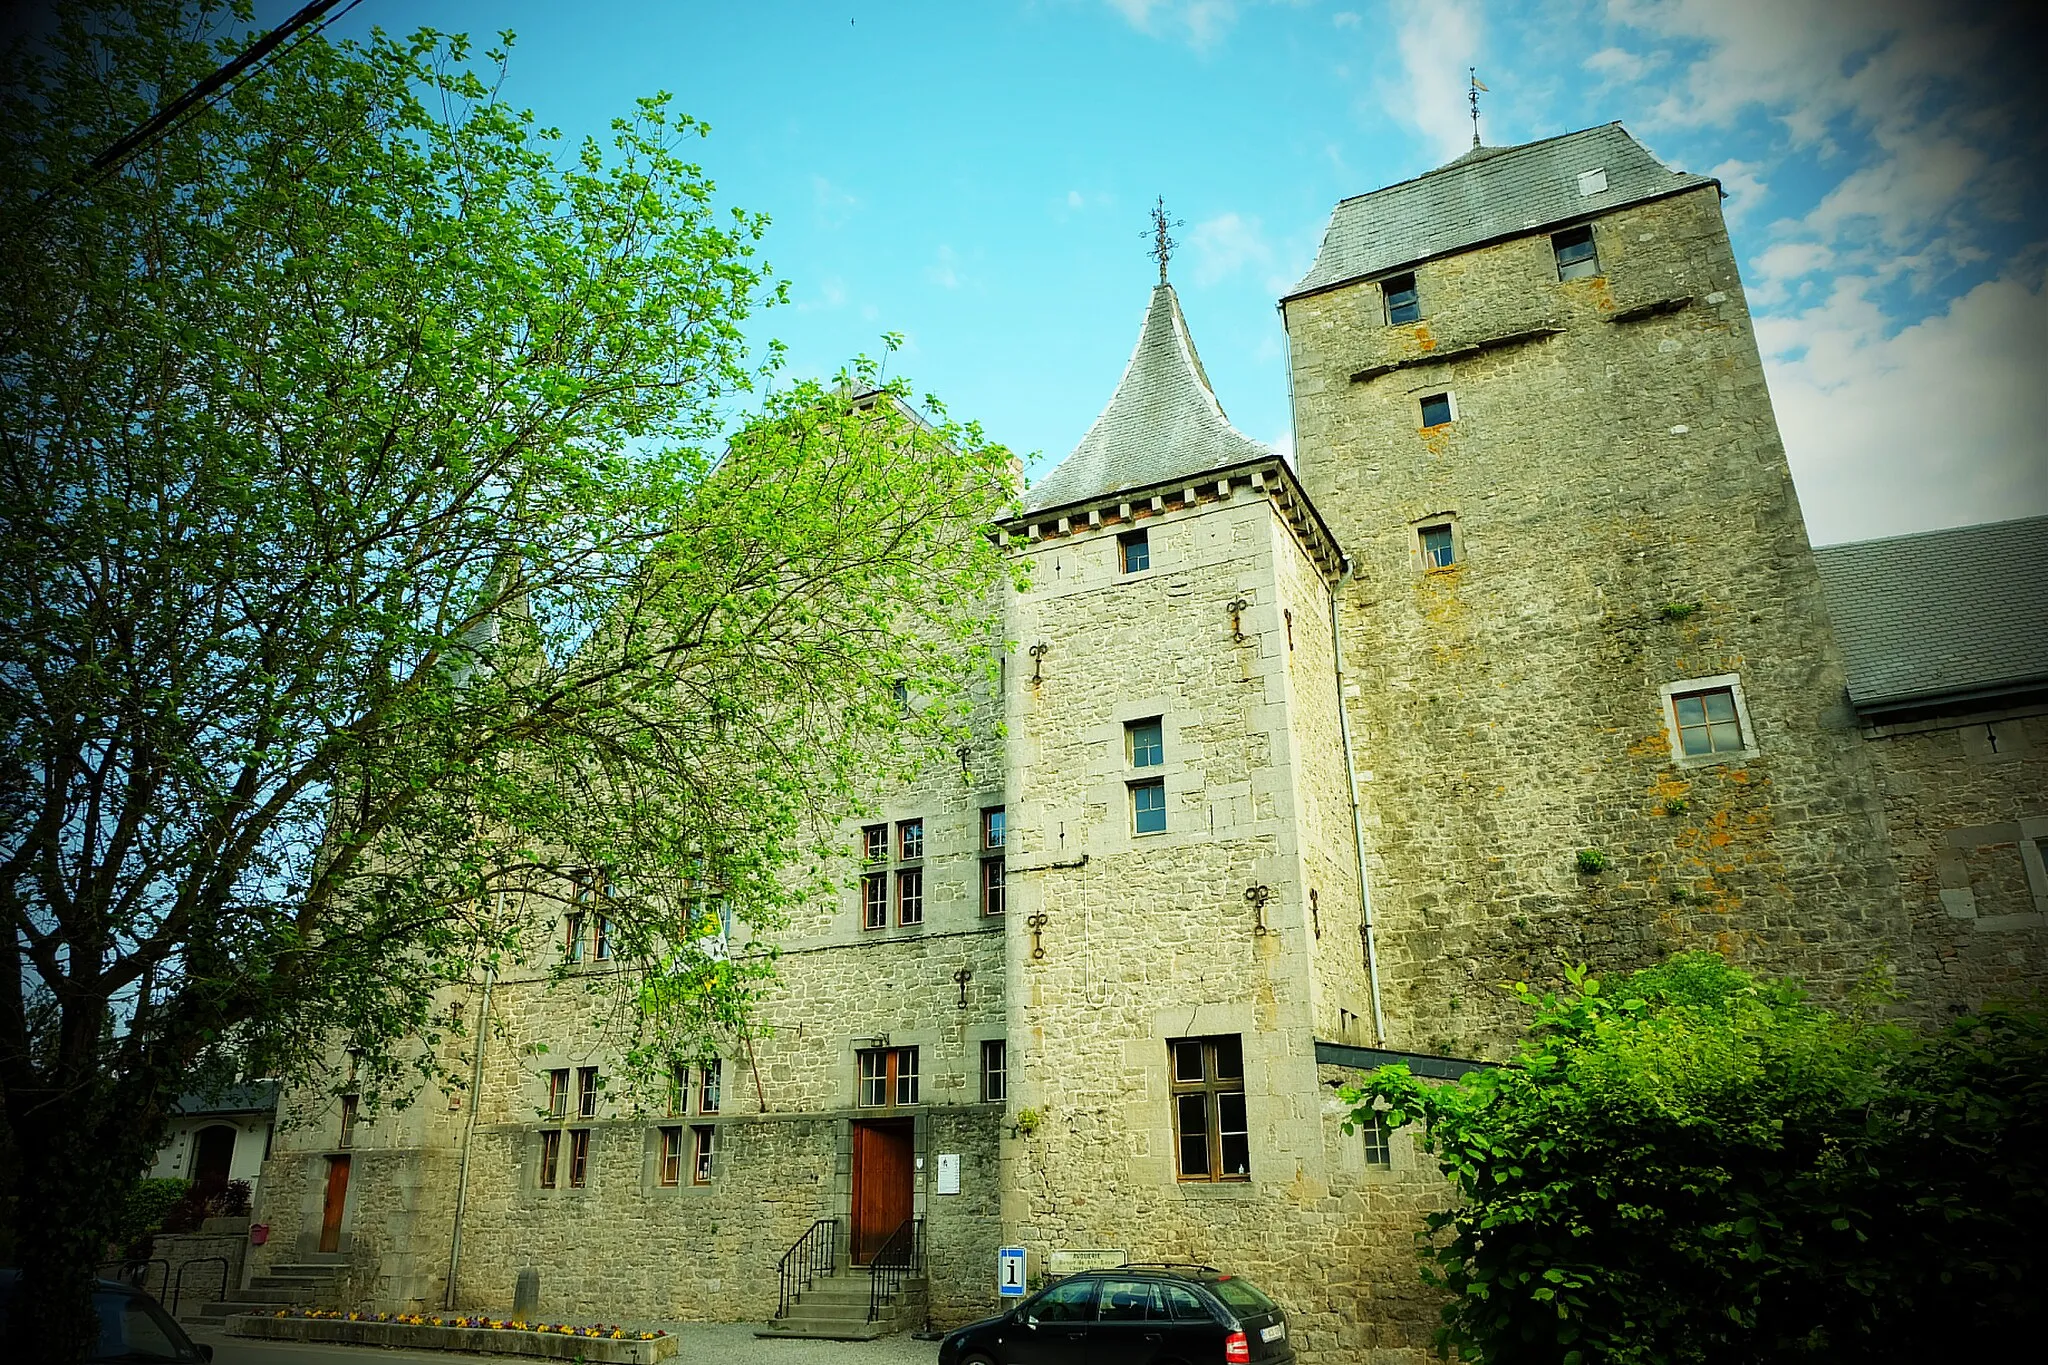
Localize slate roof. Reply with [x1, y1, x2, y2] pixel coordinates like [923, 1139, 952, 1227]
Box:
[1813, 516, 2048, 712]
[171, 1079, 280, 1117]
[1284, 123, 1715, 302]
[1022, 283, 1273, 515]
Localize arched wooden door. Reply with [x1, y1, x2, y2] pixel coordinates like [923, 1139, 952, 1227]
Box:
[190, 1124, 236, 1195]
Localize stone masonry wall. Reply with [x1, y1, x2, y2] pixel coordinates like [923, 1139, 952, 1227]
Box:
[1861, 702, 2048, 1006]
[1001, 488, 1446, 1362]
[1285, 183, 1910, 1054]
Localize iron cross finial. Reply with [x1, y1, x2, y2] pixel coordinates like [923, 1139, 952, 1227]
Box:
[1468, 68, 1489, 149]
[1147, 196, 1182, 284]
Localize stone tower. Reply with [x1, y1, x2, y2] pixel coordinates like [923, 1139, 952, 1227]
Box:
[1281, 124, 1909, 1054]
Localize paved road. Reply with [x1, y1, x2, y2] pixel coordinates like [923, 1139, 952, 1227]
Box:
[190, 1323, 943, 1364]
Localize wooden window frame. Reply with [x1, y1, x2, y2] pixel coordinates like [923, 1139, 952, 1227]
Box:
[338, 1094, 358, 1149]
[539, 1128, 561, 1189]
[857, 1046, 919, 1108]
[897, 867, 924, 926]
[1168, 1035, 1249, 1182]
[667, 1065, 689, 1117]
[1127, 717, 1164, 769]
[698, 1060, 721, 1115]
[862, 823, 888, 865]
[593, 914, 611, 960]
[981, 1039, 1007, 1103]
[897, 818, 925, 861]
[1118, 528, 1151, 574]
[691, 1125, 716, 1185]
[563, 912, 584, 964]
[861, 872, 888, 930]
[576, 1066, 599, 1119]
[567, 1128, 590, 1188]
[1382, 270, 1421, 324]
[1419, 523, 1456, 569]
[982, 807, 1006, 851]
[1553, 224, 1600, 280]
[1361, 1111, 1392, 1167]
[545, 1069, 569, 1120]
[980, 856, 1006, 916]
[658, 1126, 682, 1186]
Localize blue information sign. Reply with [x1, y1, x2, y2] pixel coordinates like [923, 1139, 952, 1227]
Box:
[997, 1246, 1027, 1297]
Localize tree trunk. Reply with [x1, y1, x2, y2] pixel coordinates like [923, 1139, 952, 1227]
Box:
[6, 1085, 163, 1363]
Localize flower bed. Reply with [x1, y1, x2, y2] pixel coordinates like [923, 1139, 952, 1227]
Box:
[226, 1307, 678, 1363]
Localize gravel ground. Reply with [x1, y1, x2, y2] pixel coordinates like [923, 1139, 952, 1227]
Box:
[191, 1322, 944, 1365]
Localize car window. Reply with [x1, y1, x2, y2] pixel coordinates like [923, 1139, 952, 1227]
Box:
[91, 1291, 191, 1362]
[1094, 1278, 1164, 1322]
[1029, 1277, 1098, 1323]
[1164, 1283, 1216, 1321]
[1207, 1276, 1279, 1317]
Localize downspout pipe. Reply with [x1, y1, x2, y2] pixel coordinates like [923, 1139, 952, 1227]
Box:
[443, 960, 495, 1309]
[1329, 558, 1386, 1045]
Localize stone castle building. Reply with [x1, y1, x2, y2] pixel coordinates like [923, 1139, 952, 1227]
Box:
[245, 124, 2048, 1360]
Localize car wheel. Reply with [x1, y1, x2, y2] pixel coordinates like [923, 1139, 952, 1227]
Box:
[958, 1355, 997, 1365]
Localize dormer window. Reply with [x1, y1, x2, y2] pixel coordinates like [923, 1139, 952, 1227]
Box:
[1382, 272, 1421, 324]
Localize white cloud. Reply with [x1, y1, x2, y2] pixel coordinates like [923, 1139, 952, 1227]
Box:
[1709, 157, 1766, 223]
[1374, 0, 1484, 163]
[1101, 0, 1244, 49]
[795, 278, 848, 314]
[1583, 45, 1653, 82]
[810, 175, 860, 230]
[1332, 10, 1361, 28]
[1187, 211, 1274, 287]
[1067, 189, 1086, 209]
[928, 244, 962, 290]
[1762, 265, 2048, 543]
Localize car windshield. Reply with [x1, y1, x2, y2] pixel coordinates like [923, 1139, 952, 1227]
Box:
[1206, 1275, 1279, 1317]
[91, 1290, 194, 1363]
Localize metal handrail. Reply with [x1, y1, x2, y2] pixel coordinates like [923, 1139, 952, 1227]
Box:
[171, 1256, 230, 1317]
[866, 1218, 924, 1322]
[775, 1218, 838, 1319]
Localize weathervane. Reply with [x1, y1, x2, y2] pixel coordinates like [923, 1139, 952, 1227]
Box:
[1146, 196, 1183, 284]
[1468, 68, 1488, 148]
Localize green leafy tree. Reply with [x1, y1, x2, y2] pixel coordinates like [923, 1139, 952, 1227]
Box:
[0, 4, 1014, 1356]
[1346, 954, 2044, 1363]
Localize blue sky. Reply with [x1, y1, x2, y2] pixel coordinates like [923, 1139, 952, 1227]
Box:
[293, 0, 2044, 545]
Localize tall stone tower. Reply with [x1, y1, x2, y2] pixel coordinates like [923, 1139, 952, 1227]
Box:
[1281, 124, 1909, 1054]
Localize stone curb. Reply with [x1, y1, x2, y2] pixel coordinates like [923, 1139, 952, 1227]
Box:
[225, 1313, 679, 1362]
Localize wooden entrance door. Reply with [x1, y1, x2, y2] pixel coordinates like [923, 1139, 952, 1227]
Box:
[850, 1120, 914, 1264]
[191, 1125, 236, 1195]
[318, 1154, 350, 1254]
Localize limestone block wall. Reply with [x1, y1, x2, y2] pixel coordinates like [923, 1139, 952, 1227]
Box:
[1285, 183, 1907, 1054]
[1860, 703, 2048, 1006]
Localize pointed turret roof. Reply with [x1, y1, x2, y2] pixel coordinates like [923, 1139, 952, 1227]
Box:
[1022, 283, 1273, 515]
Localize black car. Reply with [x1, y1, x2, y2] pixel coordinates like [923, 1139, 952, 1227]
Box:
[939, 1264, 1295, 1365]
[0, 1269, 215, 1362]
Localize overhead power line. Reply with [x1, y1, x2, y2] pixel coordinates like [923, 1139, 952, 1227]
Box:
[42, 0, 363, 203]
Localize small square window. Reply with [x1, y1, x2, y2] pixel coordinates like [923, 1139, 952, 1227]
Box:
[983, 807, 1006, 850]
[658, 1126, 682, 1186]
[1382, 271, 1420, 324]
[699, 1060, 720, 1114]
[1553, 224, 1599, 280]
[1419, 392, 1453, 428]
[897, 818, 924, 861]
[981, 856, 1006, 916]
[861, 873, 887, 930]
[1673, 686, 1744, 757]
[862, 824, 888, 864]
[897, 867, 924, 925]
[981, 1039, 1008, 1103]
[1127, 718, 1164, 769]
[1132, 779, 1167, 835]
[692, 1125, 716, 1184]
[1419, 524, 1455, 568]
[1119, 529, 1151, 573]
[858, 1047, 919, 1107]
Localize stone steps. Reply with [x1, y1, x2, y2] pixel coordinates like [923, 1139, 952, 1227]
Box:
[755, 1270, 926, 1341]
[182, 1260, 344, 1326]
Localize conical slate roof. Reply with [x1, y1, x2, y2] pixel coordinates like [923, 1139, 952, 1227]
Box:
[1022, 283, 1273, 515]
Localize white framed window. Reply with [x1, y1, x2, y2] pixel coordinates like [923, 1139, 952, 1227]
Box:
[1419, 391, 1456, 428]
[1659, 673, 1760, 767]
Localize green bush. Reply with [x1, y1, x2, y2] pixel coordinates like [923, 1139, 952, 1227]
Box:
[112, 1179, 190, 1259]
[1344, 954, 2045, 1362]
